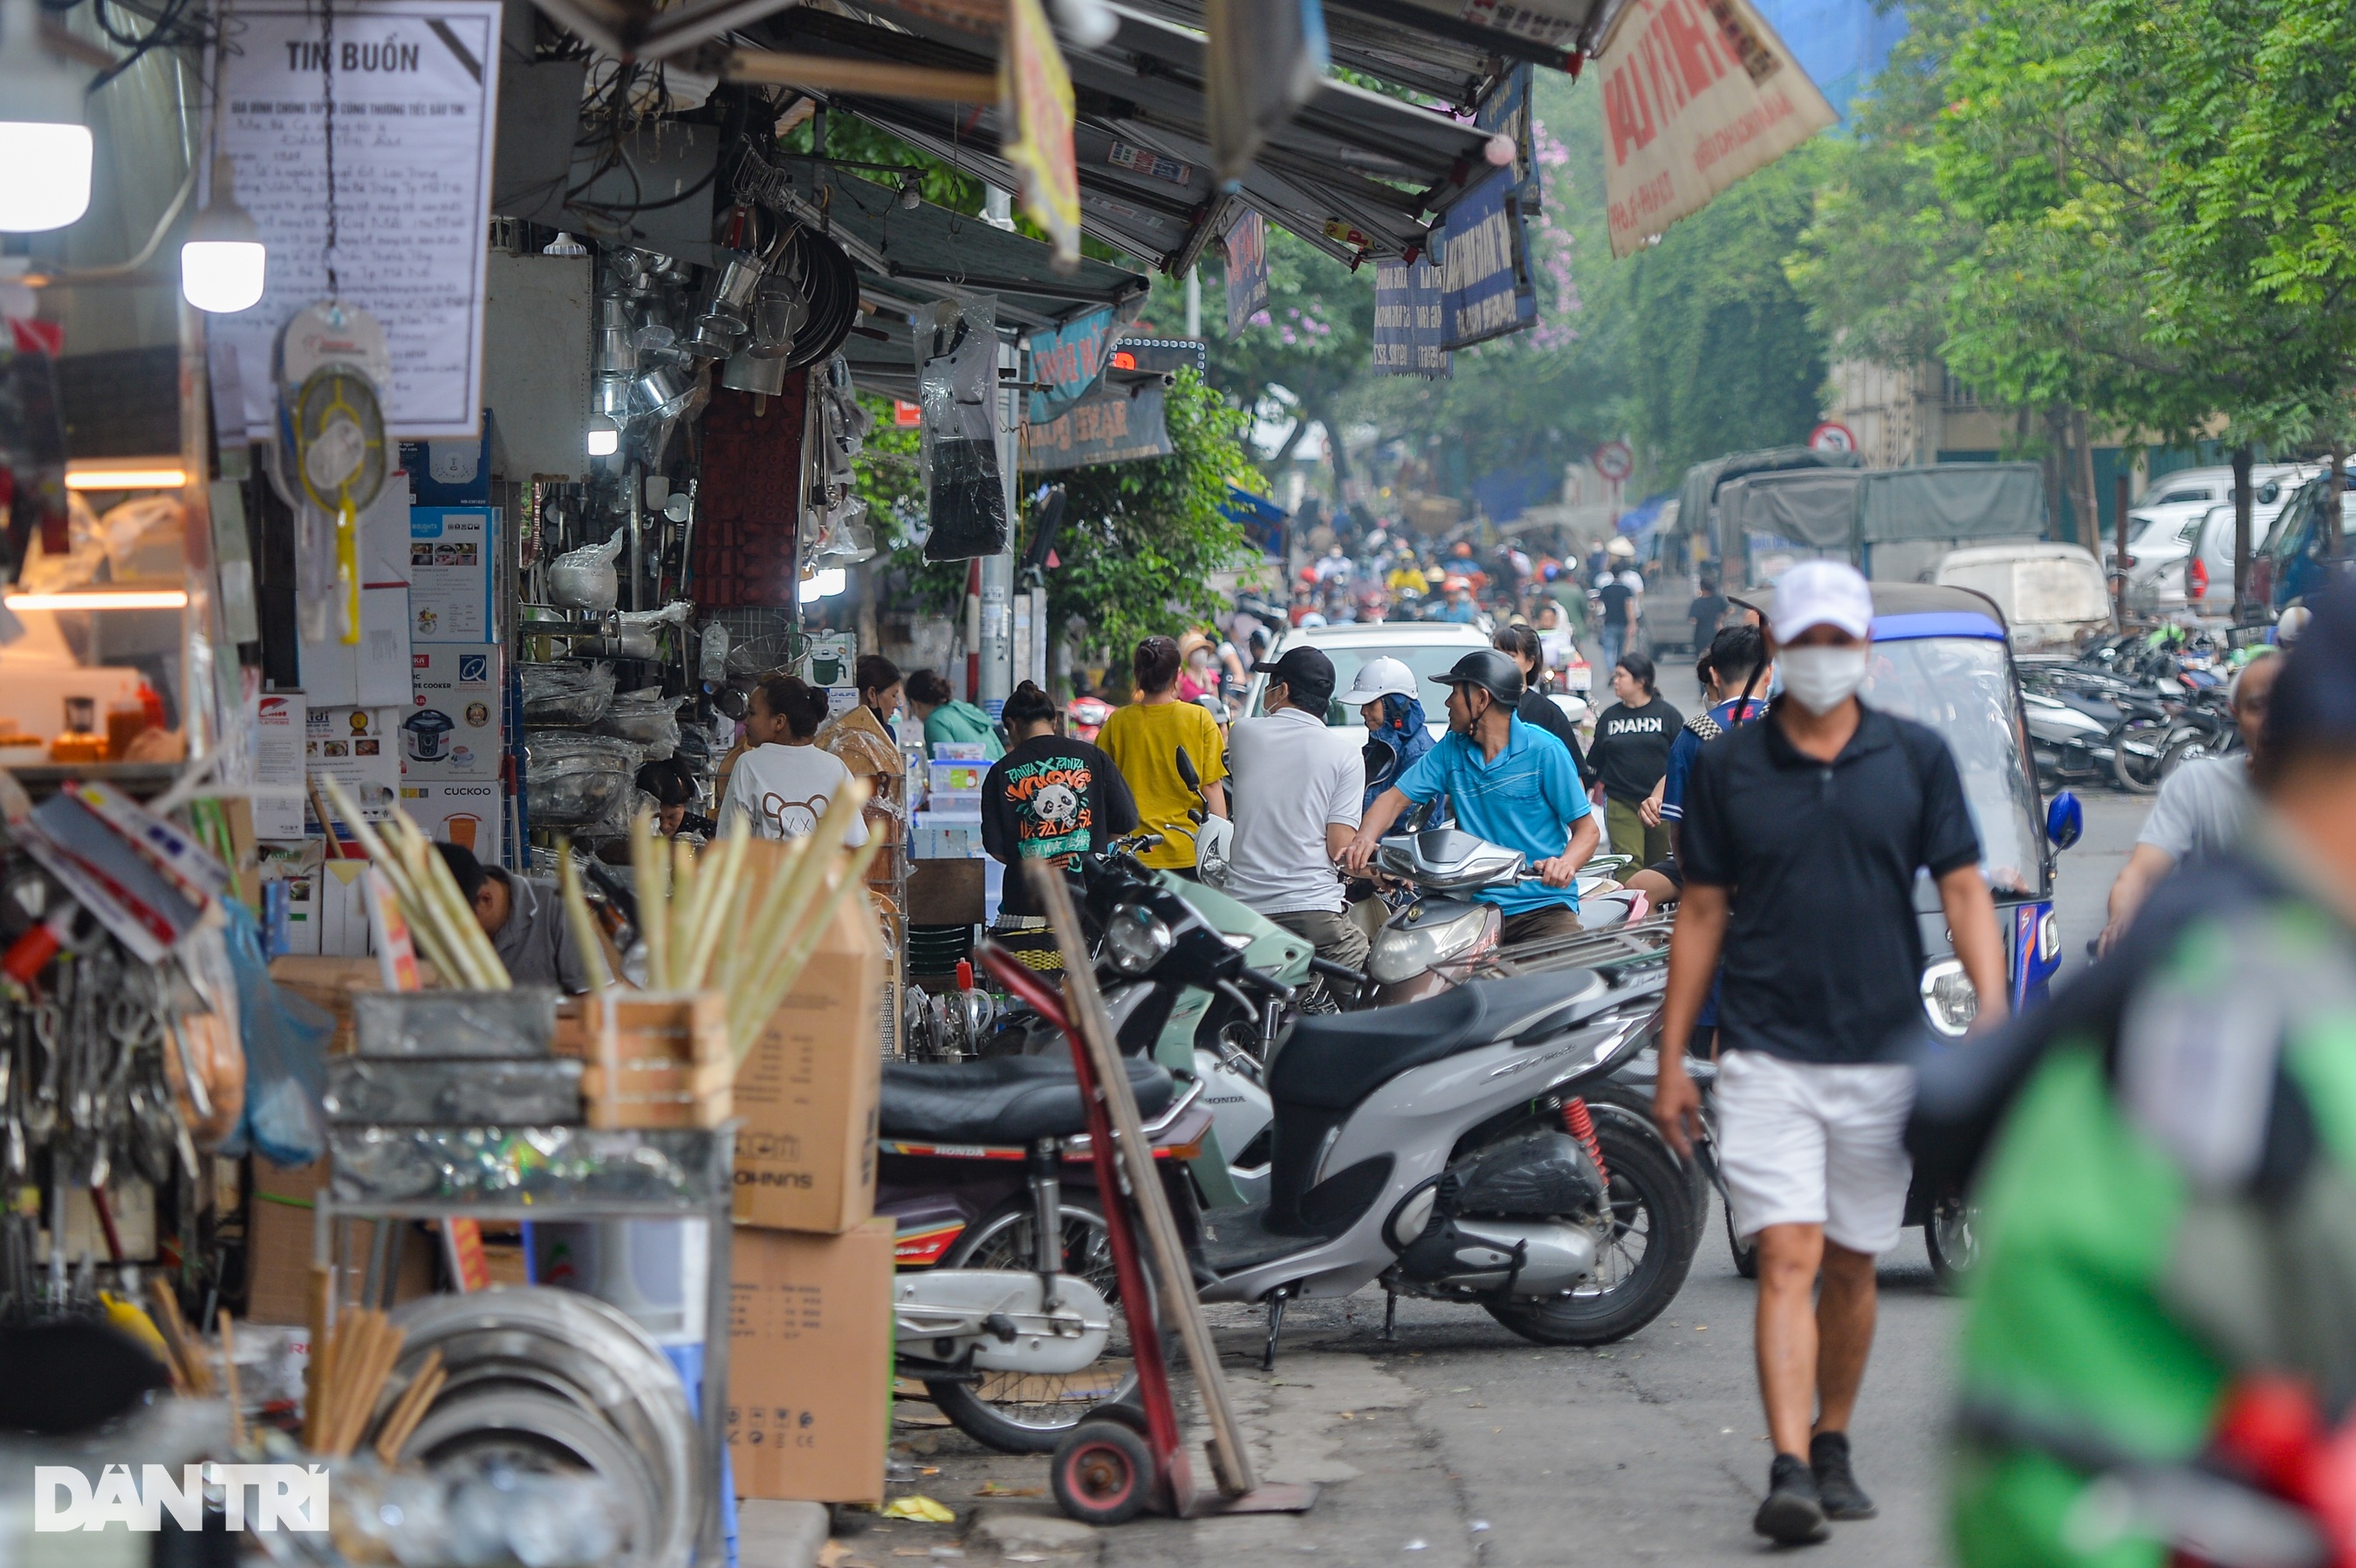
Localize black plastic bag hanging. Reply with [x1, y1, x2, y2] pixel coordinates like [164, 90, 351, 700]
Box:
[915, 298, 1009, 562]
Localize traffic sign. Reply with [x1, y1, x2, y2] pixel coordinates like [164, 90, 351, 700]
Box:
[1808, 421, 1857, 455]
[1593, 440, 1633, 483]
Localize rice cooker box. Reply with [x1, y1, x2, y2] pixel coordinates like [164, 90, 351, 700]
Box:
[405, 645, 504, 780]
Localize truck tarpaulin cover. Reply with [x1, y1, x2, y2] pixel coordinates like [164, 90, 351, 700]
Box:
[1717, 468, 1861, 554]
[1597, 0, 1836, 257]
[1856, 464, 2048, 542]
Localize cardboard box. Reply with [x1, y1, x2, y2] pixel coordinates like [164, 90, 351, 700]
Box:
[259, 843, 325, 956]
[305, 705, 401, 833]
[271, 955, 443, 1053]
[728, 1219, 894, 1504]
[409, 506, 499, 643]
[397, 781, 505, 864]
[403, 644, 505, 780]
[243, 1157, 432, 1325]
[730, 875, 886, 1235]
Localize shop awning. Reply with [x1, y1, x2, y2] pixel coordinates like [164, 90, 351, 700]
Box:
[1119, 0, 1609, 104]
[733, 3, 1505, 270]
[735, 150, 1151, 396]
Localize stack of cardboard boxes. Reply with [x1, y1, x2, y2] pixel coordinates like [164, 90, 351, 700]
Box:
[726, 892, 896, 1506]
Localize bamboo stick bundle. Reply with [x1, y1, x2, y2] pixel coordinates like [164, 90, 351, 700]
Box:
[556, 845, 618, 990]
[373, 1350, 446, 1463]
[220, 1310, 246, 1449]
[633, 811, 670, 989]
[316, 777, 508, 987]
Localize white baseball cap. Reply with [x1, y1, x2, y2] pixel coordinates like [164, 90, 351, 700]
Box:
[1343, 656, 1421, 704]
[1770, 559, 1874, 643]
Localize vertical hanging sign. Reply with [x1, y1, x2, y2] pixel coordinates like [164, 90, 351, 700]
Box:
[1373, 260, 1451, 379]
[1222, 209, 1268, 335]
[1436, 168, 1535, 350]
[1000, 0, 1080, 265]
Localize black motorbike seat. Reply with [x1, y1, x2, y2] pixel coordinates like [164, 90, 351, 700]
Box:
[1270, 970, 1609, 1112]
[880, 1053, 1176, 1145]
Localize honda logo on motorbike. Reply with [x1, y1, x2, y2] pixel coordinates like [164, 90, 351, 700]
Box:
[34, 1464, 329, 1531]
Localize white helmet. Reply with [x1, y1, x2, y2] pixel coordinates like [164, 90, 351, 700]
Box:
[1343, 656, 1421, 705]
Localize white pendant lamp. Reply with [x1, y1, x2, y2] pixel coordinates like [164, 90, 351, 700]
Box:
[0, 0, 94, 233]
[181, 156, 267, 312]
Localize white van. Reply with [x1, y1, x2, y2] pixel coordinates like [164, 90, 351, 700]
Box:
[1930, 542, 2114, 651]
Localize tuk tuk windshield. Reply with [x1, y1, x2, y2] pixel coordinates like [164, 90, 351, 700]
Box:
[1862, 635, 2045, 899]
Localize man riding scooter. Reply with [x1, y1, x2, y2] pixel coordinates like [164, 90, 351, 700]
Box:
[1343, 648, 1599, 942]
[1224, 646, 1369, 1010]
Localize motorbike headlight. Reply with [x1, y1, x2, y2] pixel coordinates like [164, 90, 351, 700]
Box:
[2037, 911, 2060, 964]
[1106, 902, 1175, 975]
[1366, 904, 1490, 985]
[1921, 958, 1978, 1037]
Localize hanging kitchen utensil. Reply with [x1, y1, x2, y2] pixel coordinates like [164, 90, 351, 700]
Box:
[291, 365, 387, 647]
[782, 234, 860, 372]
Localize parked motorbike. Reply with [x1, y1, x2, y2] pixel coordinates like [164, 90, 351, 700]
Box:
[1078, 852, 1700, 1359]
[1065, 693, 1113, 743]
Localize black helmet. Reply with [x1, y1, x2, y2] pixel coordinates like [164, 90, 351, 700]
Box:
[1442, 647, 1524, 708]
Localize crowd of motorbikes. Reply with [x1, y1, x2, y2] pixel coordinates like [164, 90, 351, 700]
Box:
[878, 746, 1711, 1456]
[2019, 627, 2246, 795]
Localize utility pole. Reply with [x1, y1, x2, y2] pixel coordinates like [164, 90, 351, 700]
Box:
[2231, 443, 2256, 624]
[2113, 472, 2131, 627]
[1185, 267, 1202, 339]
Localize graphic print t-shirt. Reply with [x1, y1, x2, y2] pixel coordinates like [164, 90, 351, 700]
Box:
[981, 736, 1140, 917]
[718, 743, 871, 845]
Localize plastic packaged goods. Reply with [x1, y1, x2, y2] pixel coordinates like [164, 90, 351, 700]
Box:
[523, 661, 617, 726]
[914, 297, 1009, 562]
[549, 528, 625, 613]
[595, 687, 685, 759]
[524, 732, 641, 827]
[353, 988, 560, 1058]
[325, 1057, 583, 1124]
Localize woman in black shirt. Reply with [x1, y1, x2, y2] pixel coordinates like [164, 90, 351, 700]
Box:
[1587, 650, 1682, 865]
[979, 681, 1139, 978]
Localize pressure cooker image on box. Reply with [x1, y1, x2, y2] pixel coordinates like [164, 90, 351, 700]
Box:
[405, 707, 457, 763]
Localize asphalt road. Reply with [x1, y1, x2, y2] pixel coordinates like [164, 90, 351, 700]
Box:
[849, 688, 2156, 1568]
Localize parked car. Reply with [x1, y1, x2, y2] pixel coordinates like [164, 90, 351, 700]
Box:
[1243, 621, 1495, 739]
[2116, 466, 2307, 613]
[1929, 542, 2113, 652]
[2184, 477, 2352, 618]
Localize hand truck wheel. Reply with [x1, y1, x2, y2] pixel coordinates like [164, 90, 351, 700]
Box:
[1051, 1419, 1155, 1526]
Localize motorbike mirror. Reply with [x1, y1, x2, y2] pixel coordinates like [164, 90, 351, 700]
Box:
[1174, 748, 1202, 791]
[2046, 791, 2084, 851]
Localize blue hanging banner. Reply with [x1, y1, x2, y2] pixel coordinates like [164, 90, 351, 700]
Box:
[1027, 306, 1120, 424]
[1436, 168, 1535, 351]
[1373, 260, 1451, 379]
[1473, 64, 1540, 214]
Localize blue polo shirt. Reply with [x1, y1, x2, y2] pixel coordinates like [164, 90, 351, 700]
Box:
[1394, 716, 1590, 915]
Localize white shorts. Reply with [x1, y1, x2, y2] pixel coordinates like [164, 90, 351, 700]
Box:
[1715, 1049, 1914, 1256]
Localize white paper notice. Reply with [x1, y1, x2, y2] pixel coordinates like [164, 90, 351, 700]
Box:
[253, 690, 308, 839]
[212, 1, 503, 440]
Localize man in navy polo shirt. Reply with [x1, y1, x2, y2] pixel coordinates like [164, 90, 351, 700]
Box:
[1342, 648, 1599, 942]
[1651, 561, 2008, 1547]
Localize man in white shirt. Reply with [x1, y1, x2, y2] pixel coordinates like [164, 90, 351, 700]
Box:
[1225, 645, 1366, 1009]
[2099, 648, 2280, 951]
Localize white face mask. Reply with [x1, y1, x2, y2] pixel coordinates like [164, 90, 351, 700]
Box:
[1777, 645, 1868, 716]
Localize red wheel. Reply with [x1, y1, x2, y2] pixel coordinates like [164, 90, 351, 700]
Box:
[1051, 1420, 1154, 1526]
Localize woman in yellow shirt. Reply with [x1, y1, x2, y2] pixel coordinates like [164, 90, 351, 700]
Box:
[1097, 635, 1228, 873]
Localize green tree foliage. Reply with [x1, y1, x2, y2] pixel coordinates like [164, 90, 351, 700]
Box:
[1619, 140, 1832, 479]
[870, 372, 1262, 662]
[1151, 229, 1375, 476]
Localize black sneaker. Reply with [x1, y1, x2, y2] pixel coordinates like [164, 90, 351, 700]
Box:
[1753, 1453, 1829, 1545]
[1811, 1431, 1878, 1521]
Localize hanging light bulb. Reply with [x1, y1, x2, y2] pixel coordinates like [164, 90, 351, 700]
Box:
[181, 156, 267, 313]
[0, 0, 93, 233]
[897, 176, 921, 212]
[798, 566, 847, 603]
[586, 411, 620, 457]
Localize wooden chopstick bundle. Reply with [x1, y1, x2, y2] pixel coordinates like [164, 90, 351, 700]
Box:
[373, 1350, 446, 1463]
